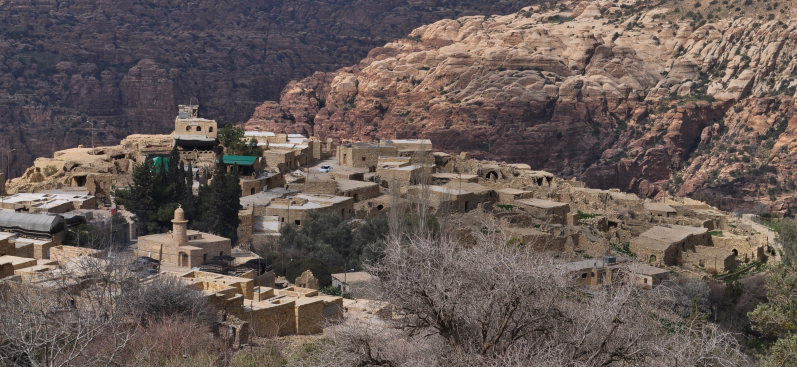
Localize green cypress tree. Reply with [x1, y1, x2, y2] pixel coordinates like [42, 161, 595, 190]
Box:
[181, 162, 196, 221]
[114, 158, 158, 234]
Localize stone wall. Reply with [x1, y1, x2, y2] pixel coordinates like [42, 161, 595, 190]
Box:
[49, 245, 105, 263]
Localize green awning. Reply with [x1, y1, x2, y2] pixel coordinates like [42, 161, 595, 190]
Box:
[221, 155, 258, 166]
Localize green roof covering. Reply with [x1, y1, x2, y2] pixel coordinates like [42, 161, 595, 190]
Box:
[221, 155, 258, 166]
[152, 156, 171, 172]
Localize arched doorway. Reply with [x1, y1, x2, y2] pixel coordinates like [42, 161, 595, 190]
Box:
[486, 171, 499, 180]
[179, 252, 189, 267]
[649, 255, 657, 264]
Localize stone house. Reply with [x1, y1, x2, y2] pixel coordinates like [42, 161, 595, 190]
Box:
[376, 164, 432, 187]
[172, 105, 218, 150]
[0, 191, 97, 213]
[407, 183, 495, 213]
[337, 142, 397, 170]
[180, 270, 343, 337]
[626, 263, 670, 289]
[644, 202, 677, 218]
[683, 246, 738, 273]
[265, 194, 355, 227]
[562, 258, 670, 289]
[240, 176, 269, 197]
[630, 225, 711, 267]
[380, 139, 433, 152]
[561, 258, 621, 288]
[0, 211, 65, 258]
[264, 150, 298, 172]
[136, 207, 231, 268]
[515, 198, 571, 225]
[331, 271, 375, 298]
[430, 173, 479, 185]
[496, 188, 534, 204]
[711, 232, 768, 263]
[503, 226, 562, 251]
[336, 179, 381, 202]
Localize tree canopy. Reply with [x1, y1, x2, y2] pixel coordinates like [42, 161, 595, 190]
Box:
[255, 212, 389, 287]
[115, 148, 241, 242]
[218, 125, 262, 156]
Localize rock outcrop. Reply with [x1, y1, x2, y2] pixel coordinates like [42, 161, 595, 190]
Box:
[0, 0, 534, 176]
[246, 0, 797, 213]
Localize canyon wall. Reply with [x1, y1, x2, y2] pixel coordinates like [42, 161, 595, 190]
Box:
[246, 0, 797, 213]
[0, 0, 533, 176]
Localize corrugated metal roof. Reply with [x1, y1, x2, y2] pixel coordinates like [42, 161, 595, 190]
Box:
[0, 211, 65, 234]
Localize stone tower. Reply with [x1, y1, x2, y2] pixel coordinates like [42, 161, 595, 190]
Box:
[172, 205, 189, 246]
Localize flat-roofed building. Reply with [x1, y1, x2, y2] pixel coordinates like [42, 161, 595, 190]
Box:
[336, 179, 380, 202]
[627, 263, 671, 289]
[331, 271, 375, 298]
[380, 139, 433, 152]
[265, 194, 354, 227]
[0, 191, 97, 213]
[431, 173, 479, 185]
[179, 270, 343, 337]
[172, 105, 218, 150]
[683, 246, 738, 273]
[407, 183, 494, 213]
[337, 142, 397, 170]
[0, 211, 65, 257]
[136, 207, 231, 268]
[376, 164, 432, 187]
[516, 199, 571, 225]
[630, 225, 711, 267]
[644, 202, 677, 218]
[496, 188, 534, 204]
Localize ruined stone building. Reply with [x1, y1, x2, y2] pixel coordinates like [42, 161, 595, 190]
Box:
[178, 270, 343, 337]
[136, 207, 231, 268]
[631, 225, 710, 266]
[515, 198, 571, 225]
[560, 257, 670, 289]
[629, 224, 740, 273]
[407, 182, 496, 214]
[0, 191, 97, 213]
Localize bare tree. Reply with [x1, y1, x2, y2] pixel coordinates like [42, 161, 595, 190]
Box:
[303, 228, 750, 366]
[0, 254, 216, 367]
[0, 256, 138, 367]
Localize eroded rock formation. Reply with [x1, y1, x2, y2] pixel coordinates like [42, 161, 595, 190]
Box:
[246, 0, 797, 213]
[0, 0, 533, 176]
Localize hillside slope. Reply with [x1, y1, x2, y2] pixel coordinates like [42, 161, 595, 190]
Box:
[0, 0, 533, 175]
[246, 0, 797, 213]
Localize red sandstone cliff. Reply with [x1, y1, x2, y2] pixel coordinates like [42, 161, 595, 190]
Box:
[0, 0, 534, 176]
[245, 0, 797, 213]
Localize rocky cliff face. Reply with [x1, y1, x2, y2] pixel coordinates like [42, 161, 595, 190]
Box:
[0, 0, 534, 177]
[246, 0, 797, 213]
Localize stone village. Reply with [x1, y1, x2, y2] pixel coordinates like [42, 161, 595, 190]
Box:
[0, 105, 776, 344]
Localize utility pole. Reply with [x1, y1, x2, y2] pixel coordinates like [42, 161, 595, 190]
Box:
[4, 148, 15, 179]
[87, 119, 96, 148]
[2, 148, 15, 202]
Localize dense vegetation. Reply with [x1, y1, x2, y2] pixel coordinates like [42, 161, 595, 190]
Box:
[218, 126, 262, 157]
[748, 218, 797, 366]
[255, 212, 390, 287]
[115, 148, 241, 242]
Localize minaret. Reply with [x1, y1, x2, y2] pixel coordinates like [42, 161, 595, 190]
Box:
[172, 205, 189, 246]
